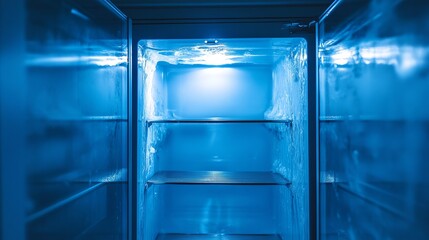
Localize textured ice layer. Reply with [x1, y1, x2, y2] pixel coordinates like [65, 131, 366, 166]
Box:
[265, 40, 307, 120]
[140, 38, 305, 66]
[269, 40, 308, 240]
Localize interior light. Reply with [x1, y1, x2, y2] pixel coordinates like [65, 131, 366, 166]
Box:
[202, 53, 231, 65]
[204, 39, 219, 45]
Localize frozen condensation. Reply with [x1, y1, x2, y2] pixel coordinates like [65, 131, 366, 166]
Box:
[269, 39, 308, 240]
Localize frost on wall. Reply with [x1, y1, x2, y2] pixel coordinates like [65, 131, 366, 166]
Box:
[137, 45, 168, 240]
[139, 45, 169, 180]
[140, 45, 171, 120]
[265, 39, 307, 121]
[268, 40, 309, 240]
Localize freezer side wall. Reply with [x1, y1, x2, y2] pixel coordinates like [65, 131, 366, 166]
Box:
[1, 0, 129, 239]
[319, 0, 429, 239]
[271, 40, 309, 240]
[138, 46, 166, 240]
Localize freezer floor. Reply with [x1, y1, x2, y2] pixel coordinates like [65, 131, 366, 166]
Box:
[156, 234, 282, 240]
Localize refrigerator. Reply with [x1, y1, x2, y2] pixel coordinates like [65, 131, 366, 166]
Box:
[0, 0, 428, 239]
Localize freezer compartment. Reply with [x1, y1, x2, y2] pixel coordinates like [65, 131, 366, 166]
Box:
[143, 185, 291, 240]
[24, 0, 128, 238]
[319, 0, 429, 239]
[26, 75, 127, 239]
[138, 37, 309, 240]
[144, 122, 293, 179]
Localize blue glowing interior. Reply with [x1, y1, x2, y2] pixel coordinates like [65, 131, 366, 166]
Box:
[3, 1, 429, 239]
[137, 38, 309, 240]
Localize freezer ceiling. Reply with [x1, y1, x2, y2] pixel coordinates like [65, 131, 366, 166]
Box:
[140, 38, 306, 65]
[111, 0, 335, 21]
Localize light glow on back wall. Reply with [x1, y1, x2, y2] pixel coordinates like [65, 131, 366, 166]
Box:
[138, 38, 307, 120]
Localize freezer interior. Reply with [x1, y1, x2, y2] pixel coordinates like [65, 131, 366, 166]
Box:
[137, 38, 309, 240]
[3, 0, 429, 239]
